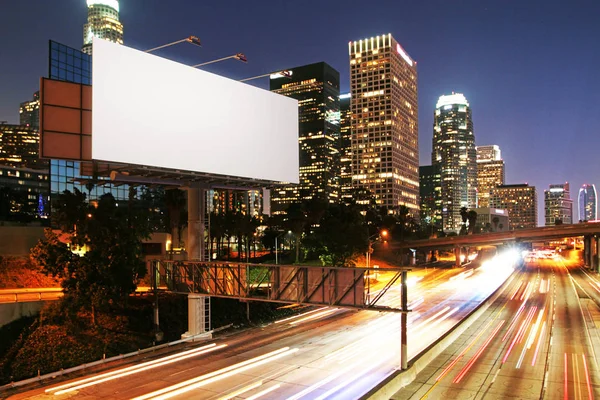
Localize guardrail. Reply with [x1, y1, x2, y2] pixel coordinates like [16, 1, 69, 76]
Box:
[0, 286, 167, 304]
[0, 324, 232, 391]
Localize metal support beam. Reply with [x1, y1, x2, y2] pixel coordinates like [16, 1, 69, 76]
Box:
[187, 186, 206, 261]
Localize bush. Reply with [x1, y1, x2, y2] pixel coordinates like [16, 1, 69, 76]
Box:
[0, 256, 59, 289]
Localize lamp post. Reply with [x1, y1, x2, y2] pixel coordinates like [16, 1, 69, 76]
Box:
[145, 35, 202, 53]
[274, 230, 292, 265]
[239, 69, 292, 82]
[192, 53, 247, 68]
[367, 229, 388, 270]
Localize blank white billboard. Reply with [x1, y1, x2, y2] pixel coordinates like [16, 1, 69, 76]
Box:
[92, 38, 299, 184]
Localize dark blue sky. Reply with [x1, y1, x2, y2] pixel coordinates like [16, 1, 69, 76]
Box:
[1, 0, 599, 224]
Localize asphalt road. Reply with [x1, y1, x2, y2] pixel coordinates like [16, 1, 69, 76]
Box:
[394, 255, 600, 400]
[6, 255, 515, 400]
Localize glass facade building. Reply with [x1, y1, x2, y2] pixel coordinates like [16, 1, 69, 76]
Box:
[0, 165, 49, 221]
[19, 92, 40, 129]
[432, 93, 477, 232]
[48, 40, 132, 212]
[419, 164, 441, 229]
[0, 124, 46, 170]
[490, 184, 537, 230]
[578, 184, 597, 222]
[544, 183, 573, 225]
[269, 62, 341, 214]
[476, 145, 505, 208]
[339, 93, 353, 203]
[349, 34, 419, 215]
[82, 0, 124, 55]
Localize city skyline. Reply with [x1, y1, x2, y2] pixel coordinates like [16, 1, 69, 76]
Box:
[1, 1, 599, 225]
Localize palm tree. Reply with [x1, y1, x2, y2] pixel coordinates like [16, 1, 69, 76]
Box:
[492, 216, 500, 232]
[164, 189, 187, 249]
[460, 207, 469, 235]
[467, 210, 478, 234]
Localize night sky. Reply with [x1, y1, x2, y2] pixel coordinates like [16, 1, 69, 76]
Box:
[2, 0, 599, 225]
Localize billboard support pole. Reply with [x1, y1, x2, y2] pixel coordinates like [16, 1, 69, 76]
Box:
[182, 185, 212, 341]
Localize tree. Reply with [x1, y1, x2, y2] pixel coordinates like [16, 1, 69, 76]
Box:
[32, 190, 151, 324]
[395, 205, 410, 241]
[492, 216, 500, 232]
[164, 189, 187, 249]
[309, 204, 368, 267]
[284, 203, 307, 263]
[467, 210, 478, 234]
[459, 207, 469, 235]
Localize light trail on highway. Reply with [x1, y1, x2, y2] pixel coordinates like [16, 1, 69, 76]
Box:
[12, 252, 518, 400]
[396, 251, 599, 400]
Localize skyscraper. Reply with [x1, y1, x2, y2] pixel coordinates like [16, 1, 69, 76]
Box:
[269, 62, 340, 214]
[82, 0, 124, 55]
[579, 184, 597, 222]
[339, 93, 353, 203]
[490, 184, 537, 230]
[476, 145, 505, 208]
[432, 93, 476, 232]
[0, 124, 46, 169]
[544, 183, 573, 225]
[349, 34, 419, 214]
[419, 164, 441, 229]
[19, 91, 40, 129]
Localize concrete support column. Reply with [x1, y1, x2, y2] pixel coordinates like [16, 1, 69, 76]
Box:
[584, 235, 592, 268]
[454, 246, 461, 268]
[182, 293, 212, 340]
[596, 237, 600, 274]
[187, 186, 206, 261]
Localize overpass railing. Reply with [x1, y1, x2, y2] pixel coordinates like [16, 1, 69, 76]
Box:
[151, 260, 410, 313]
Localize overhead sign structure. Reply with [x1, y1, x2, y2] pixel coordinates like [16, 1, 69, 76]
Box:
[92, 38, 299, 184]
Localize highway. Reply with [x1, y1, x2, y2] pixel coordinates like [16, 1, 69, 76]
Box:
[7, 254, 516, 400]
[394, 253, 600, 399]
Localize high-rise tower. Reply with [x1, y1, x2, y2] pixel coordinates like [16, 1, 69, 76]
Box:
[349, 34, 419, 215]
[432, 93, 476, 232]
[579, 184, 597, 221]
[476, 145, 505, 208]
[269, 62, 340, 214]
[82, 0, 123, 55]
[544, 183, 573, 225]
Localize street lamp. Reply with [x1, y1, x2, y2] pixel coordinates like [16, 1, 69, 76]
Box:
[145, 35, 202, 53]
[192, 53, 247, 68]
[239, 69, 292, 82]
[275, 230, 292, 265]
[366, 229, 388, 270]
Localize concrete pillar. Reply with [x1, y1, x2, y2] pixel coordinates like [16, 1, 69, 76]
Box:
[182, 293, 212, 340]
[584, 235, 592, 268]
[187, 186, 206, 261]
[454, 246, 461, 268]
[596, 237, 600, 274]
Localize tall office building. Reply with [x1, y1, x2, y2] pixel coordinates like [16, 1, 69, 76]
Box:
[269, 62, 340, 214]
[544, 183, 573, 225]
[19, 92, 40, 129]
[476, 145, 505, 208]
[476, 145, 501, 162]
[82, 0, 124, 55]
[579, 184, 597, 222]
[339, 93, 353, 203]
[432, 93, 476, 232]
[0, 124, 46, 169]
[349, 34, 419, 214]
[490, 184, 537, 230]
[419, 164, 441, 229]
